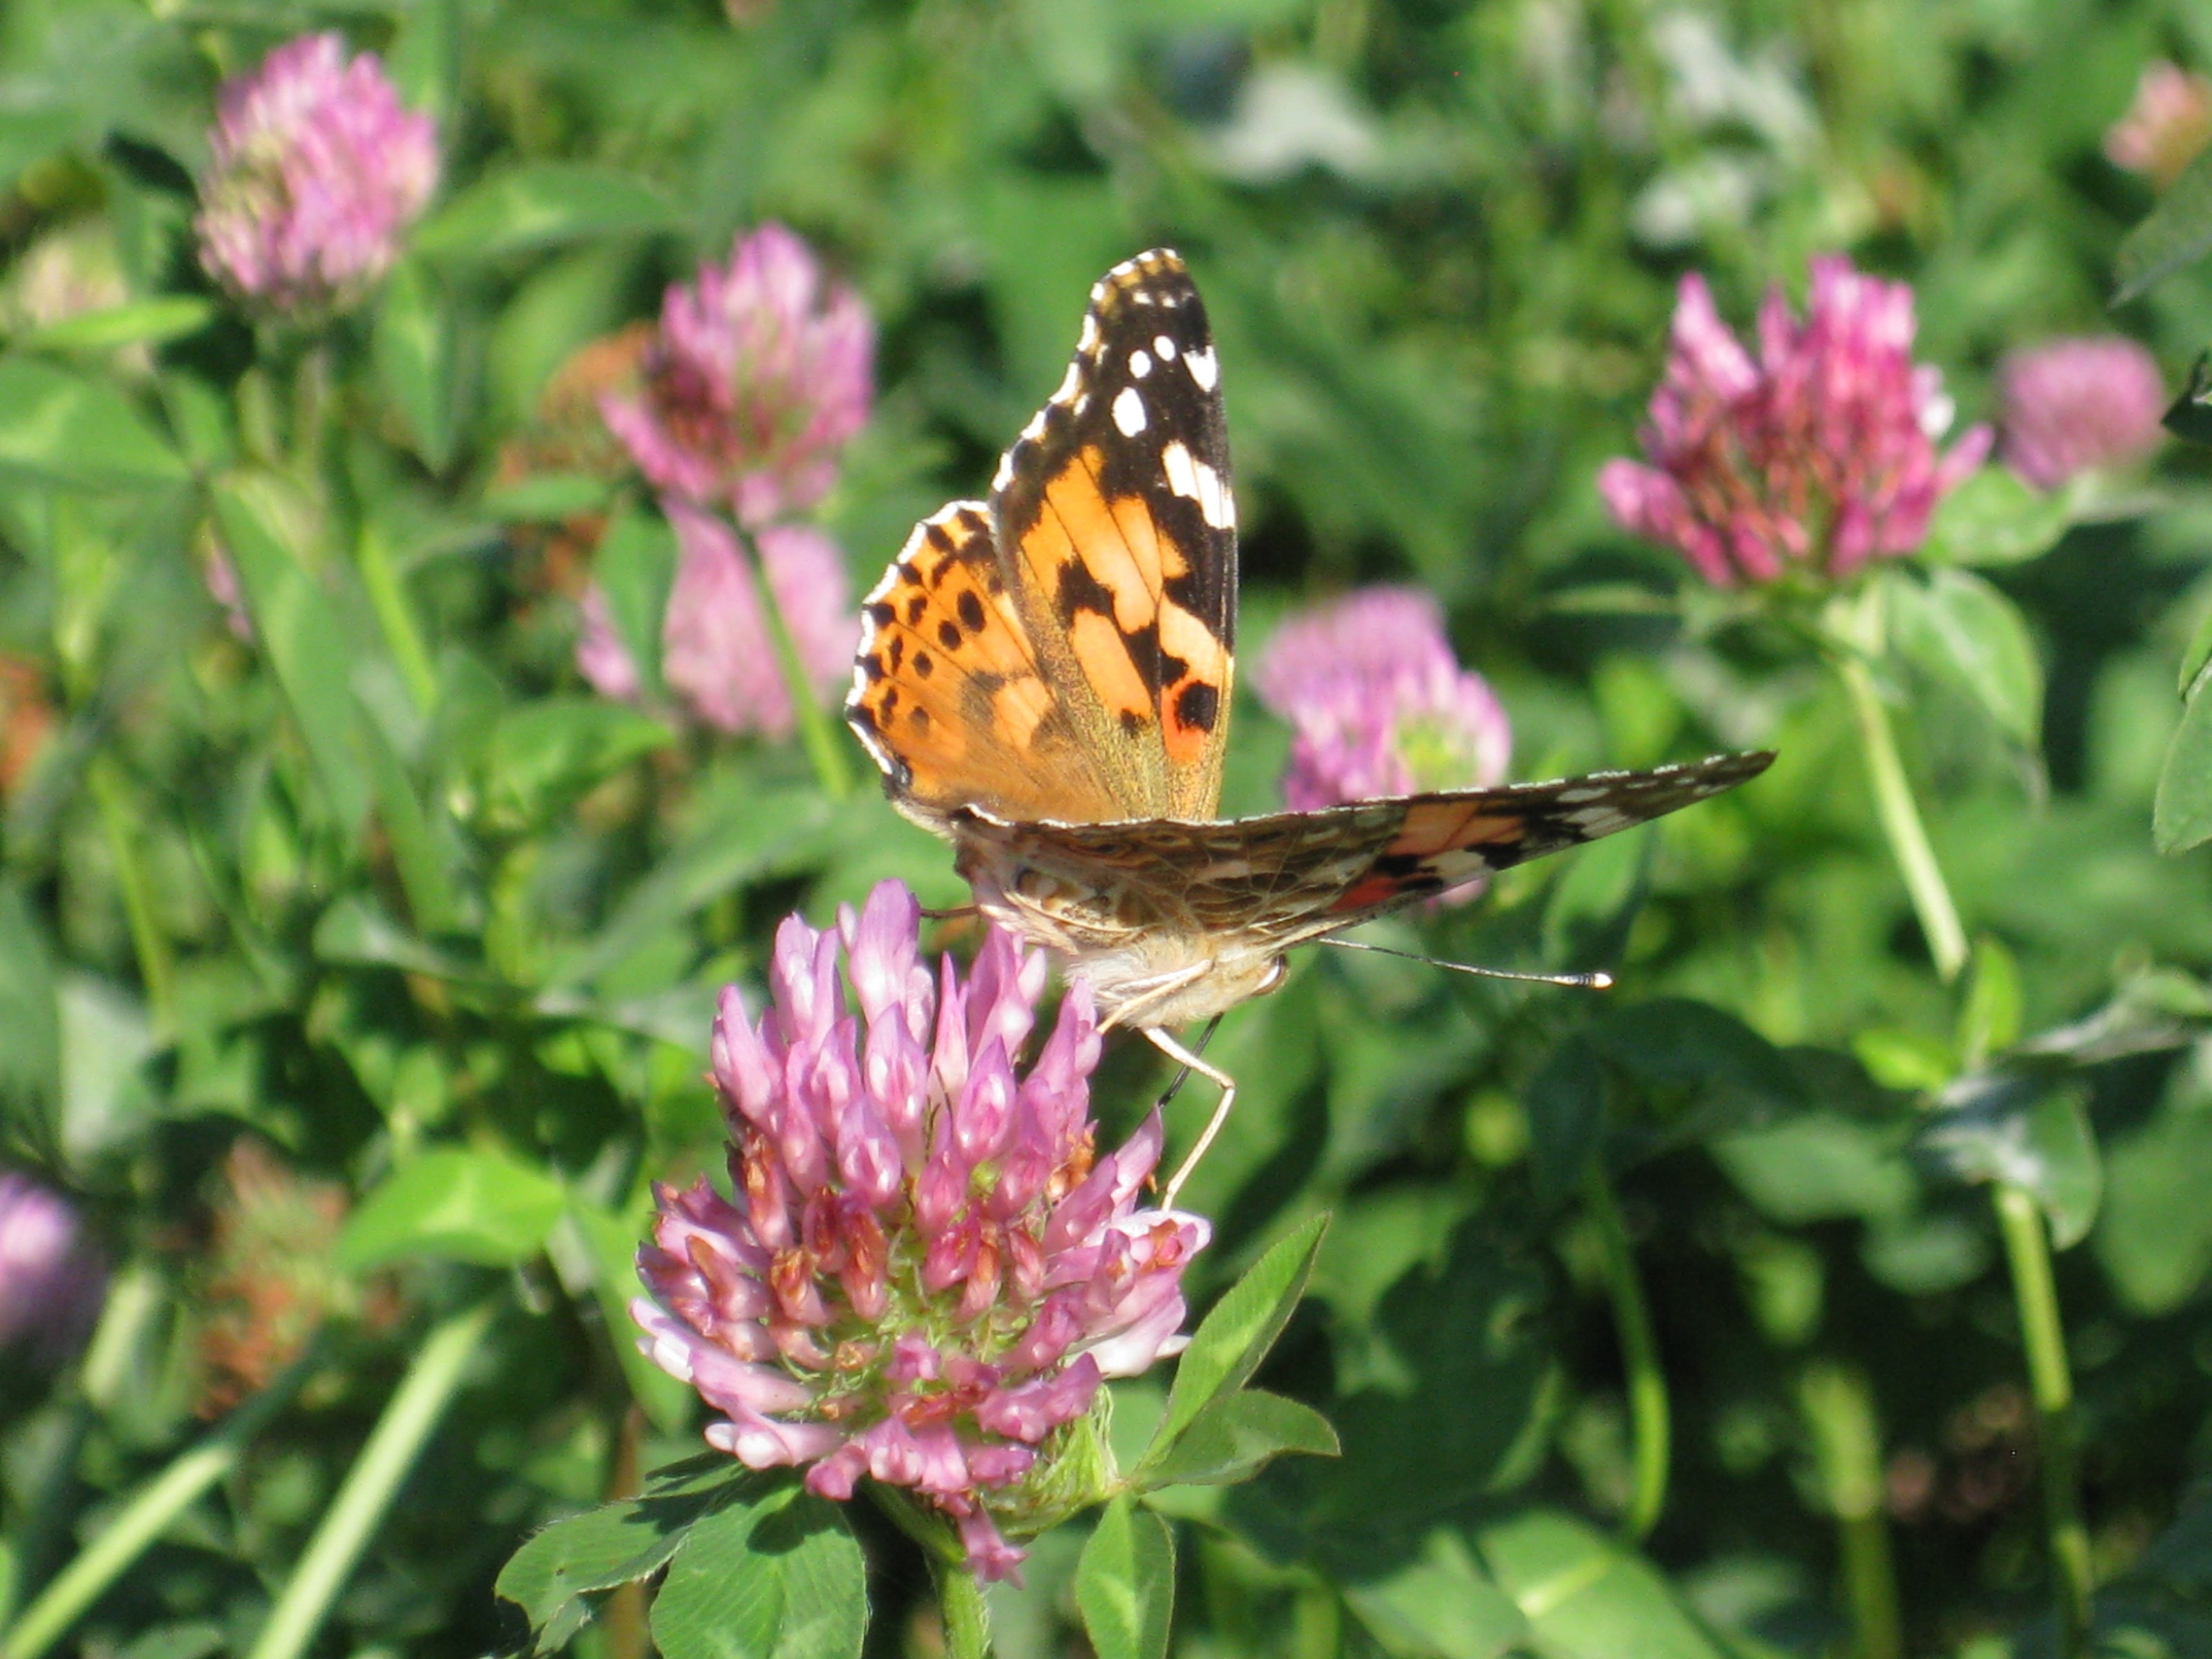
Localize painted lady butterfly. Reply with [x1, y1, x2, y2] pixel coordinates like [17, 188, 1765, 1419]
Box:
[848, 250, 1772, 1197]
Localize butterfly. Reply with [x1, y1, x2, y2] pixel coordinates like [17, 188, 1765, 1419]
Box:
[847, 249, 1772, 1201]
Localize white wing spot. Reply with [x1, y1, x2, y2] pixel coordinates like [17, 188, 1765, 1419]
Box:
[1154, 335, 1179, 360]
[1133, 290, 1156, 306]
[1051, 360, 1082, 405]
[1555, 786, 1606, 805]
[1112, 385, 1147, 435]
[1079, 313, 1100, 349]
[1162, 440, 1198, 499]
[1130, 349, 1152, 379]
[1194, 459, 1235, 529]
[1185, 345, 1218, 391]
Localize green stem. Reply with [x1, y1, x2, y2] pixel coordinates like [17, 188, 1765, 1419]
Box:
[355, 522, 439, 714]
[869, 1488, 992, 1658]
[243, 1303, 493, 1659]
[86, 755, 175, 1034]
[1995, 1184, 2094, 1659]
[735, 522, 854, 800]
[1584, 1163, 1669, 1541]
[1836, 650, 1969, 982]
[934, 1555, 993, 1659]
[0, 1344, 323, 1659]
[1798, 1362, 1901, 1659]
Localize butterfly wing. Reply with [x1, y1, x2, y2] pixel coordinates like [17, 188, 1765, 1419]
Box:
[953, 751, 1775, 952]
[849, 503, 1130, 826]
[989, 247, 1236, 821]
[847, 247, 1237, 828]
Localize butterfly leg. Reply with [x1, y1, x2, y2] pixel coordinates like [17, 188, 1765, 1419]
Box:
[1145, 1025, 1237, 1210]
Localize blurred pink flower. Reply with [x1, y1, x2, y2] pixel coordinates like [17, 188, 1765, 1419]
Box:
[601, 225, 874, 527]
[194, 32, 439, 317]
[1600, 257, 1990, 586]
[576, 502, 852, 739]
[0, 1171, 105, 1367]
[634, 882, 1208, 1583]
[1254, 586, 1511, 814]
[1996, 337, 2166, 490]
[2106, 62, 2212, 187]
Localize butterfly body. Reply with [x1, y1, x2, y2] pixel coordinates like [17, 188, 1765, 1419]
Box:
[848, 248, 1772, 1192]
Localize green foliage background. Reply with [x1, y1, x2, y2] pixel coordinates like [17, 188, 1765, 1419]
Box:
[8, 0, 2212, 1655]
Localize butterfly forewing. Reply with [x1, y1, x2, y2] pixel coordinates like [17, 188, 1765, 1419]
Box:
[986, 249, 1237, 821]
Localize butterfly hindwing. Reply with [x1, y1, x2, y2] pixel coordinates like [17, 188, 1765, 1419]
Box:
[850, 503, 1127, 825]
[988, 248, 1236, 821]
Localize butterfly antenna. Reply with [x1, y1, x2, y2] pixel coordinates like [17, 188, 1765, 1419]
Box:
[1155, 1014, 1224, 1107]
[1320, 937, 1613, 990]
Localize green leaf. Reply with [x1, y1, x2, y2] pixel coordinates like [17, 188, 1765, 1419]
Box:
[0, 882, 61, 1139]
[413, 163, 681, 261]
[2117, 144, 2212, 302]
[1886, 566, 2043, 747]
[1075, 1496, 1176, 1659]
[481, 473, 613, 524]
[375, 261, 462, 473]
[1341, 1528, 1528, 1659]
[2157, 681, 2212, 853]
[1918, 466, 2072, 567]
[17, 297, 215, 353]
[1474, 1510, 1730, 1659]
[649, 1483, 867, 1659]
[590, 506, 678, 702]
[1924, 1082, 2103, 1247]
[0, 357, 187, 488]
[1958, 935, 2024, 1066]
[479, 697, 674, 832]
[212, 475, 372, 830]
[2097, 1096, 2212, 1315]
[1145, 1213, 1327, 1465]
[313, 897, 487, 984]
[496, 1474, 743, 1654]
[1524, 1033, 1605, 1204]
[337, 1147, 568, 1269]
[1132, 1389, 1338, 1490]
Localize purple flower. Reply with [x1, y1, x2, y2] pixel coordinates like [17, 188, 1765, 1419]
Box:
[194, 33, 439, 318]
[0, 1172, 105, 1367]
[1253, 587, 1511, 812]
[2106, 62, 2212, 188]
[577, 501, 852, 739]
[1996, 337, 2166, 491]
[633, 882, 1208, 1583]
[1600, 257, 1991, 587]
[601, 225, 874, 528]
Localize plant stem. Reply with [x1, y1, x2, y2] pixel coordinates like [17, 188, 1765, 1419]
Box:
[1995, 1184, 2094, 1659]
[1835, 650, 1969, 982]
[1798, 1361, 1901, 1659]
[86, 754, 175, 1034]
[736, 522, 854, 800]
[0, 1344, 323, 1659]
[1583, 1163, 1669, 1541]
[933, 1553, 993, 1659]
[244, 1302, 493, 1659]
[355, 521, 439, 713]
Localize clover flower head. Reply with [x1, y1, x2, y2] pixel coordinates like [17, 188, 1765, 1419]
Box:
[601, 224, 874, 527]
[1254, 586, 1512, 814]
[194, 32, 439, 318]
[2106, 62, 2212, 187]
[1599, 257, 1991, 586]
[0, 1171, 104, 1367]
[577, 500, 850, 739]
[1996, 337, 2166, 491]
[633, 882, 1208, 1582]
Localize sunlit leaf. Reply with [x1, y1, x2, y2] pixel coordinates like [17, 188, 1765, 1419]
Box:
[1075, 1497, 1176, 1659]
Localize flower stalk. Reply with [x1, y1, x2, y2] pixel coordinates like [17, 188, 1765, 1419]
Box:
[244, 1302, 492, 1659]
[1583, 1163, 1668, 1541]
[1798, 1362, 1901, 1659]
[1995, 1185, 2094, 1659]
[738, 521, 854, 799]
[1, 1341, 324, 1659]
[1835, 648, 1968, 983]
[86, 755, 176, 1033]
